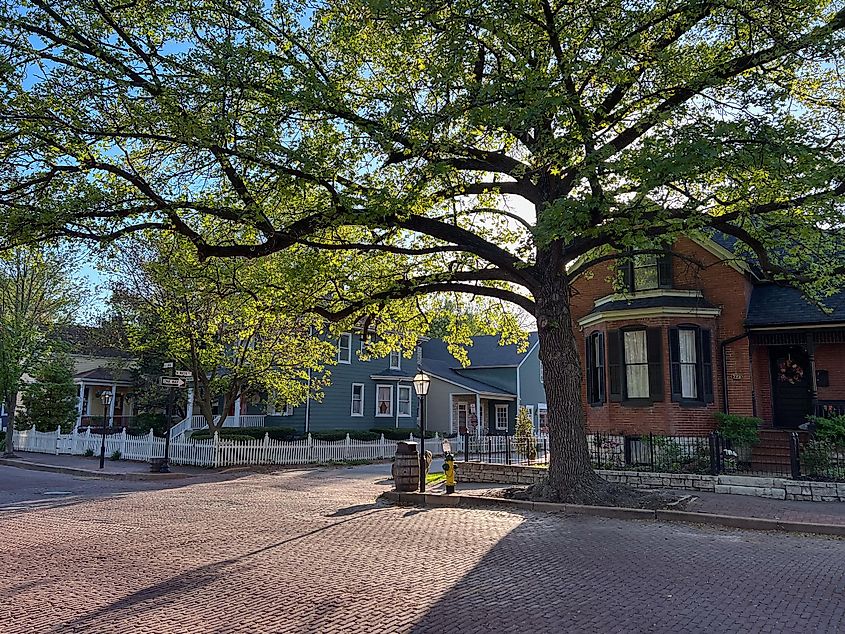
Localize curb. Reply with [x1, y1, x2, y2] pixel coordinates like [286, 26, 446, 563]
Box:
[382, 491, 845, 537]
[0, 458, 193, 481]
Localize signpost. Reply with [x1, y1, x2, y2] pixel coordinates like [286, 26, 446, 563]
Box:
[160, 361, 189, 473]
[159, 376, 187, 388]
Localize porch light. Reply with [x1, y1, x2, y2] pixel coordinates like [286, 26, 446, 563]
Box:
[413, 371, 431, 397]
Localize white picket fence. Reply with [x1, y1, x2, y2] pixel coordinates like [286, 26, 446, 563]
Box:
[11, 426, 451, 469]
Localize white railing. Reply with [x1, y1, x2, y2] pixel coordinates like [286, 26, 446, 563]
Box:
[237, 415, 266, 428]
[10, 426, 455, 469]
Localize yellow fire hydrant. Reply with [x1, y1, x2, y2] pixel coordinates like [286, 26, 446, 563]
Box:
[443, 452, 456, 494]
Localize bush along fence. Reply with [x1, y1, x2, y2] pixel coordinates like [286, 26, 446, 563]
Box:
[11, 426, 450, 468]
[459, 431, 845, 483]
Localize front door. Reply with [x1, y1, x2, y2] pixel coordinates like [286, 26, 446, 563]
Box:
[770, 346, 812, 428]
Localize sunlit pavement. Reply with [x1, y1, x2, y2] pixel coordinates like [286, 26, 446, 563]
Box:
[1, 463, 843, 633]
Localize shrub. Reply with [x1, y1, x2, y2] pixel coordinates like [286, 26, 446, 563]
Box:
[371, 427, 436, 440]
[715, 413, 761, 445]
[84, 448, 94, 457]
[514, 407, 536, 460]
[806, 414, 845, 447]
[109, 450, 122, 461]
[214, 434, 256, 443]
[802, 440, 835, 479]
[132, 413, 168, 436]
[189, 427, 299, 442]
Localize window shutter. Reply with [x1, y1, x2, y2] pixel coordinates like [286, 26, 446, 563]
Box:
[621, 259, 634, 292]
[701, 328, 714, 403]
[668, 327, 682, 402]
[608, 330, 623, 402]
[597, 332, 606, 404]
[657, 253, 673, 288]
[646, 327, 663, 401]
[585, 336, 595, 405]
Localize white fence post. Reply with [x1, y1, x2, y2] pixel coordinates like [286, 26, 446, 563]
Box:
[121, 428, 127, 458]
[263, 432, 270, 465]
[55, 425, 61, 455]
[148, 429, 155, 461]
[307, 433, 313, 463]
[345, 433, 351, 461]
[213, 431, 219, 469]
[379, 434, 385, 459]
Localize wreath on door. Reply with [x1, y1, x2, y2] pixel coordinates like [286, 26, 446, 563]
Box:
[777, 355, 804, 384]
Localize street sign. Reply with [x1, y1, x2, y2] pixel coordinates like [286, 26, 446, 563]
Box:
[159, 376, 186, 388]
[174, 370, 193, 378]
[162, 362, 174, 369]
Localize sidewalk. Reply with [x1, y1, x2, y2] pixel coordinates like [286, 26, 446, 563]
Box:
[429, 481, 845, 527]
[0, 452, 206, 480]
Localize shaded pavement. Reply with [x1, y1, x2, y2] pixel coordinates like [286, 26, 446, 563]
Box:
[1, 462, 843, 632]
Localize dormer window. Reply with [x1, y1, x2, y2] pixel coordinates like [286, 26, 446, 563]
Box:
[389, 350, 401, 370]
[622, 252, 672, 292]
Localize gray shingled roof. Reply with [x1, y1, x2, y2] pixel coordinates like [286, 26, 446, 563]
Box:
[75, 367, 135, 384]
[746, 285, 845, 327]
[421, 333, 538, 368]
[369, 367, 416, 379]
[420, 358, 516, 397]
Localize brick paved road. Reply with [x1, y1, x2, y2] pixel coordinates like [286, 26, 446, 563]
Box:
[1, 464, 843, 633]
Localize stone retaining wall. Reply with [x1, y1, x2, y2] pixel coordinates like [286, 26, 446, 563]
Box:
[455, 462, 845, 502]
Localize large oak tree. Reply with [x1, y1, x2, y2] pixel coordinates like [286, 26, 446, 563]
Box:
[2, 0, 845, 500]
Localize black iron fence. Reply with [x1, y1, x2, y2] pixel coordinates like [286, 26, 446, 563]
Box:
[461, 434, 550, 466]
[461, 431, 845, 481]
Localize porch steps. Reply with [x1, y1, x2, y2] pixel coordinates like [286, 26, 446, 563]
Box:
[750, 430, 809, 471]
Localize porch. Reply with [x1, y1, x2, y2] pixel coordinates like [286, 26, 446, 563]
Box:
[75, 368, 136, 429]
[749, 329, 845, 429]
[449, 393, 516, 436]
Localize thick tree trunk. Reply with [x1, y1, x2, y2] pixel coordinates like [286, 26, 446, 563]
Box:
[3, 390, 18, 457]
[533, 270, 605, 502]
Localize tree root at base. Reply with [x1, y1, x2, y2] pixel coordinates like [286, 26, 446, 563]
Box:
[516, 476, 681, 510]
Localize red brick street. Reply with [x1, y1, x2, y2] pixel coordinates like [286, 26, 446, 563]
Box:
[1, 463, 844, 633]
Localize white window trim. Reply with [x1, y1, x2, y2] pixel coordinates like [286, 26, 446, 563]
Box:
[282, 402, 294, 417]
[351, 383, 364, 417]
[375, 384, 394, 417]
[337, 332, 352, 364]
[495, 404, 509, 431]
[539, 360, 544, 384]
[389, 350, 402, 370]
[397, 385, 412, 417]
[524, 405, 534, 421]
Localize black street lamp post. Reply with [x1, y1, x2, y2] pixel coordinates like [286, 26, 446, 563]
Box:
[99, 390, 112, 470]
[413, 370, 431, 493]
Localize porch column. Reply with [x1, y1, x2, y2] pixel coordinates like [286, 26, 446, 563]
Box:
[76, 382, 85, 428]
[807, 333, 818, 415]
[475, 393, 482, 437]
[233, 396, 241, 427]
[186, 387, 194, 420]
[108, 384, 117, 427]
[86, 386, 96, 423]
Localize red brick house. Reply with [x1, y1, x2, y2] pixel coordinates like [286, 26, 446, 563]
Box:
[570, 234, 845, 437]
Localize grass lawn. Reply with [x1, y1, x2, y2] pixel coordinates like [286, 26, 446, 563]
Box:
[426, 472, 445, 485]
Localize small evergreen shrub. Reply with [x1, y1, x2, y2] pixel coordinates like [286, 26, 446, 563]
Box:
[514, 407, 536, 460]
[109, 450, 122, 461]
[715, 413, 761, 445]
[84, 448, 94, 457]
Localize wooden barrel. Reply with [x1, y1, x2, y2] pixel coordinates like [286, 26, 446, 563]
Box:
[393, 445, 420, 492]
